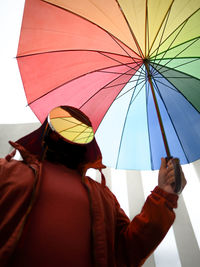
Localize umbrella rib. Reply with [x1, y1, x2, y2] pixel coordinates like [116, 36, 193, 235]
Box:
[150, 55, 197, 78]
[145, 79, 154, 170]
[59, 122, 90, 135]
[153, 60, 200, 87]
[73, 132, 94, 143]
[94, 69, 145, 137]
[115, 76, 146, 102]
[79, 68, 135, 109]
[152, 78, 182, 92]
[150, 4, 173, 65]
[152, 77, 190, 163]
[154, 76, 196, 79]
[148, 1, 174, 57]
[145, 0, 149, 57]
[100, 70, 144, 79]
[152, 66, 200, 114]
[153, 38, 200, 73]
[115, 67, 145, 168]
[150, 19, 189, 72]
[86, 132, 94, 143]
[96, 75, 147, 100]
[18, 49, 145, 96]
[17, 48, 138, 59]
[52, 117, 87, 126]
[97, 51, 144, 74]
[41, 0, 144, 59]
[60, 118, 88, 127]
[72, 134, 92, 142]
[150, 8, 200, 58]
[70, 126, 92, 143]
[130, 80, 147, 105]
[151, 57, 200, 81]
[99, 70, 137, 75]
[151, 36, 200, 61]
[52, 120, 86, 132]
[27, 61, 138, 106]
[60, 129, 90, 134]
[149, 8, 200, 62]
[115, 0, 144, 58]
[104, 75, 145, 91]
[107, 32, 144, 69]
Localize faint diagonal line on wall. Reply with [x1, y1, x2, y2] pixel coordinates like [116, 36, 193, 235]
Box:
[173, 195, 200, 267]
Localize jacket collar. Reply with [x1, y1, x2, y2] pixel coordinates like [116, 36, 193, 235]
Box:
[9, 119, 106, 175]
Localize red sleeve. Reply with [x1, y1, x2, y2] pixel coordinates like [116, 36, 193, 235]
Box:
[0, 158, 40, 267]
[115, 186, 178, 266]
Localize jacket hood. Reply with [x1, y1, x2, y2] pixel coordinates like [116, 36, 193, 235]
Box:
[12, 112, 106, 173]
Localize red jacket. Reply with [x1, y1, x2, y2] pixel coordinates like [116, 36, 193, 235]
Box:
[0, 142, 178, 267]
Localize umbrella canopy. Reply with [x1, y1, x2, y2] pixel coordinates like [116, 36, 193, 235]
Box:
[17, 0, 200, 170]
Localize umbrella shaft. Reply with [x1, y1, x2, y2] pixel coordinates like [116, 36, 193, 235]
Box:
[144, 62, 171, 158]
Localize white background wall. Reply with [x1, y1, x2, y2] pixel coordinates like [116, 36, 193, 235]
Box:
[1, 1, 200, 266]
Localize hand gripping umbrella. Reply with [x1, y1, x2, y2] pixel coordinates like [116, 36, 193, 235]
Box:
[17, 0, 200, 192]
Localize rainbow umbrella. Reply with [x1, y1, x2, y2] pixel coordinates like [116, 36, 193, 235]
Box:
[17, 0, 200, 170]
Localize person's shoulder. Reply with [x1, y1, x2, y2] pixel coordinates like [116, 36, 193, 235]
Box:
[85, 175, 116, 199]
[85, 175, 101, 186]
[0, 157, 23, 171]
[0, 157, 36, 189]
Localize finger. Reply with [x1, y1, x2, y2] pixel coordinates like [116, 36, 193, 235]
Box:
[167, 159, 173, 168]
[180, 171, 187, 186]
[160, 157, 167, 169]
[167, 167, 175, 177]
[166, 176, 176, 185]
[167, 164, 174, 174]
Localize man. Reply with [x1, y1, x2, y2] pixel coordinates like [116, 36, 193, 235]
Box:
[0, 106, 186, 267]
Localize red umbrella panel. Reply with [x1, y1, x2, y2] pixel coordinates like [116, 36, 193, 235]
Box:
[17, 0, 142, 132]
